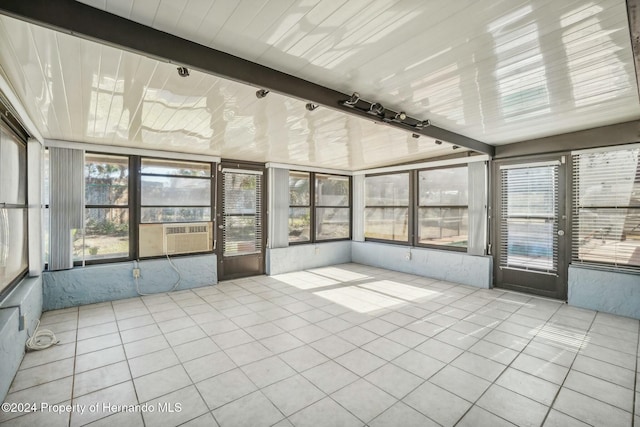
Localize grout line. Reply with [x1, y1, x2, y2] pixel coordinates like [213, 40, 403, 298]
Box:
[539, 308, 598, 426]
[452, 298, 565, 426]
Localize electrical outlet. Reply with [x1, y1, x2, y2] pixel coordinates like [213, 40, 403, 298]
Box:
[405, 252, 411, 260]
[19, 314, 25, 331]
[133, 268, 141, 278]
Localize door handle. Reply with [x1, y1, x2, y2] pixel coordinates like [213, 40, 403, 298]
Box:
[557, 230, 565, 236]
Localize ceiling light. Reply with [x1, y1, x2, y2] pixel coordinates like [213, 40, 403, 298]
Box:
[305, 103, 318, 111]
[435, 140, 442, 145]
[369, 103, 384, 115]
[395, 112, 407, 121]
[344, 92, 360, 106]
[256, 89, 269, 99]
[415, 119, 431, 128]
[452, 145, 460, 149]
[177, 67, 190, 77]
[412, 133, 420, 139]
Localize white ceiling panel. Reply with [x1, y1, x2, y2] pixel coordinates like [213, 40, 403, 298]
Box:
[0, 0, 638, 172]
[73, 0, 640, 144]
[0, 14, 464, 170]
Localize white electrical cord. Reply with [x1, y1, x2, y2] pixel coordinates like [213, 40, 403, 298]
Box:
[134, 255, 182, 296]
[25, 320, 59, 351]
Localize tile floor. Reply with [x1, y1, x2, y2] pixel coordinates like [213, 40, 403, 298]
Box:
[1, 263, 638, 427]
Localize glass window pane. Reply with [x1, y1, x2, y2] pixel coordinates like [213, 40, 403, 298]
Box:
[418, 207, 468, 247]
[141, 176, 211, 206]
[0, 129, 26, 205]
[85, 154, 129, 205]
[141, 158, 211, 177]
[224, 216, 258, 255]
[315, 207, 349, 240]
[289, 171, 310, 206]
[289, 207, 310, 242]
[0, 208, 28, 291]
[419, 167, 468, 206]
[576, 208, 640, 267]
[576, 150, 640, 208]
[316, 174, 349, 206]
[364, 207, 409, 241]
[224, 173, 258, 214]
[365, 173, 409, 206]
[504, 218, 554, 270]
[141, 207, 211, 223]
[505, 167, 555, 216]
[77, 208, 129, 260]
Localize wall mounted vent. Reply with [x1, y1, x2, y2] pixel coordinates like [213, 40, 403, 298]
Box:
[163, 222, 212, 255]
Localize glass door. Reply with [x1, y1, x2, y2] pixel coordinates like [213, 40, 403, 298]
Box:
[493, 157, 568, 299]
[217, 163, 265, 280]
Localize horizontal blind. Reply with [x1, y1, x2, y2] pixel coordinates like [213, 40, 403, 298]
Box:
[222, 171, 262, 257]
[500, 164, 558, 273]
[572, 148, 640, 269]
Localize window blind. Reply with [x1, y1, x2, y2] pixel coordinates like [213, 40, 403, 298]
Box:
[572, 147, 640, 269]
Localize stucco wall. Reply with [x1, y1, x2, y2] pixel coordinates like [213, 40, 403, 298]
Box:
[0, 276, 43, 402]
[568, 265, 640, 319]
[43, 254, 217, 311]
[352, 242, 493, 288]
[266, 242, 352, 275]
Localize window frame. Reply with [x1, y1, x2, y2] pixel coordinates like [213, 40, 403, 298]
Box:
[288, 171, 352, 244]
[137, 156, 215, 260]
[0, 108, 29, 299]
[415, 164, 469, 252]
[363, 171, 412, 245]
[571, 148, 640, 271]
[364, 165, 470, 252]
[76, 152, 134, 266]
[138, 156, 214, 225]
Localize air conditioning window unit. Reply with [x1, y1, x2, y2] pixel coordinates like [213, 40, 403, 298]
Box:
[163, 222, 212, 255]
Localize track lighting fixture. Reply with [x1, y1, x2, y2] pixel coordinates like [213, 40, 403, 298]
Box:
[435, 140, 443, 145]
[177, 67, 190, 77]
[369, 103, 384, 116]
[255, 89, 269, 99]
[415, 119, 431, 129]
[305, 103, 318, 111]
[395, 112, 407, 121]
[343, 92, 360, 106]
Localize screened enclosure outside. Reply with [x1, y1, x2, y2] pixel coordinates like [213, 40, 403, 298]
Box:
[79, 154, 129, 261]
[364, 173, 410, 242]
[140, 158, 212, 223]
[289, 171, 310, 242]
[315, 174, 350, 240]
[573, 147, 640, 269]
[418, 167, 468, 247]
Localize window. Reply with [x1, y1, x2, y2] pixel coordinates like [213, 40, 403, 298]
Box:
[364, 173, 410, 242]
[288, 171, 351, 243]
[78, 154, 130, 261]
[0, 119, 28, 297]
[573, 147, 640, 269]
[364, 166, 470, 250]
[140, 158, 211, 223]
[315, 174, 350, 240]
[139, 158, 213, 257]
[289, 171, 310, 242]
[418, 166, 468, 248]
